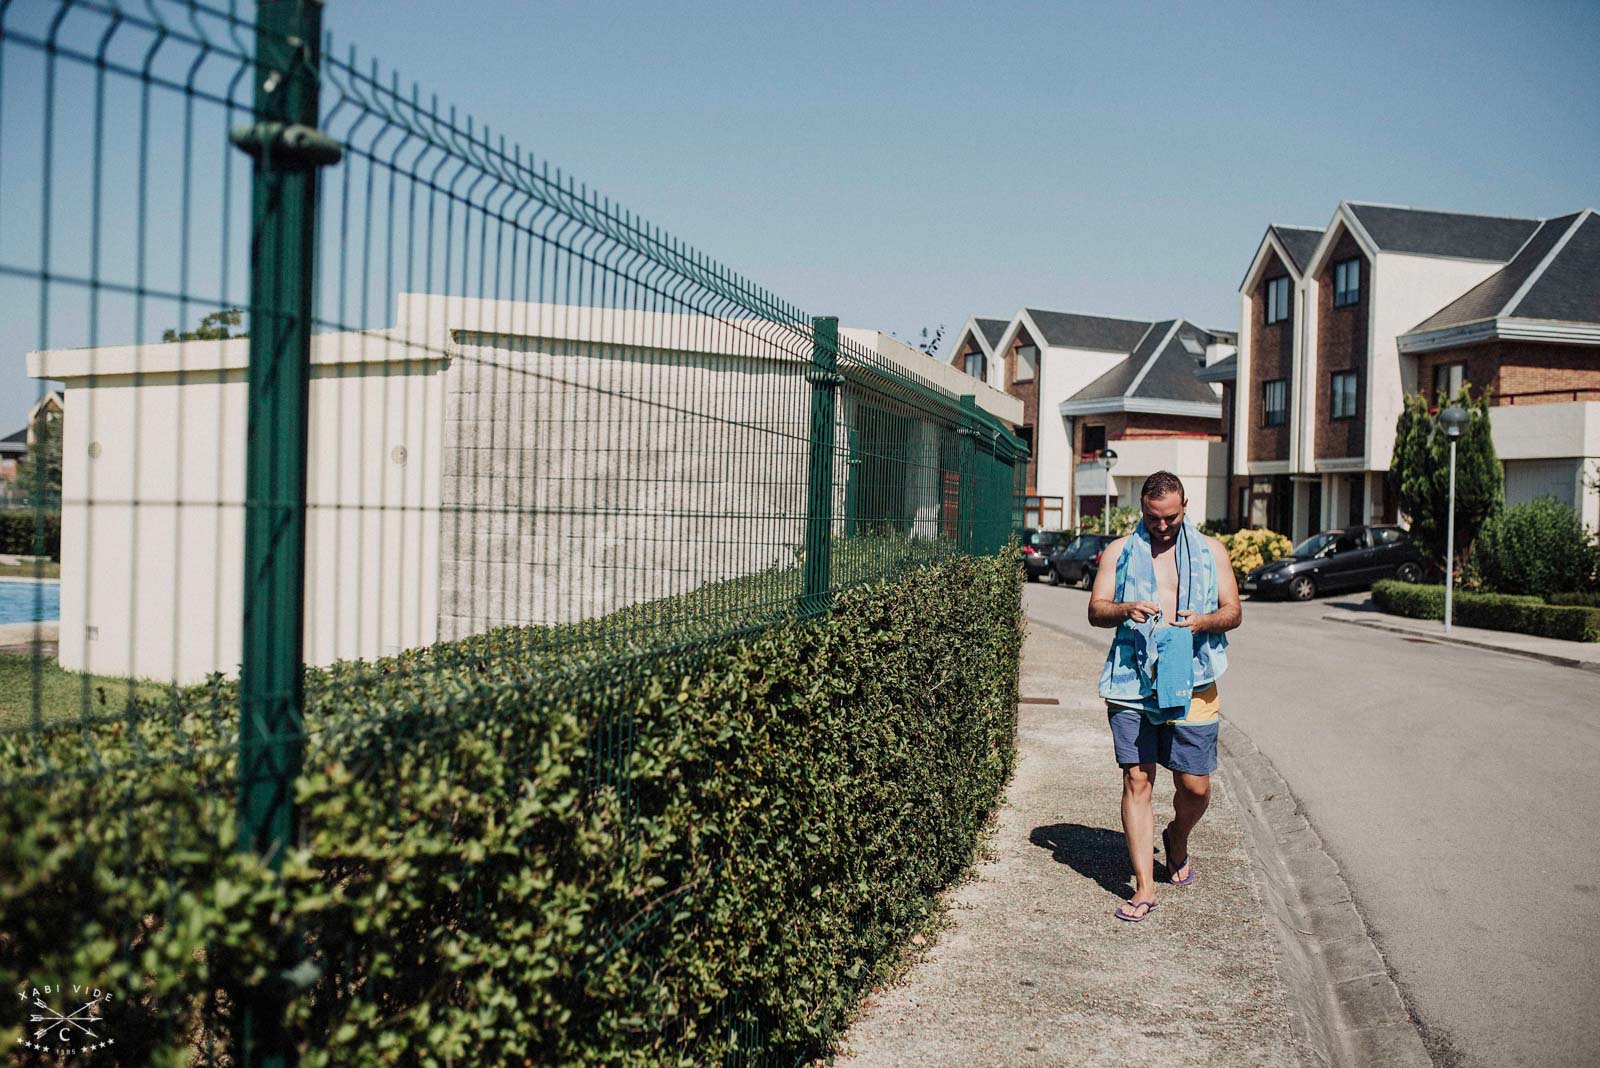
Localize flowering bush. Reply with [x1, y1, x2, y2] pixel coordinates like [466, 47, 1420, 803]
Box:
[1217, 527, 1293, 581]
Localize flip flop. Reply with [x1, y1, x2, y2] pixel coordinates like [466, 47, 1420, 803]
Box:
[1114, 900, 1159, 923]
[1163, 826, 1195, 887]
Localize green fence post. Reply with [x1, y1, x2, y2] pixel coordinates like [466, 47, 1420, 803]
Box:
[234, 3, 337, 1065]
[802, 316, 840, 613]
[955, 396, 978, 555]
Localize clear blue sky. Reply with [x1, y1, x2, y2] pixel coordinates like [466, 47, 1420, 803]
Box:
[5, 0, 1598, 428]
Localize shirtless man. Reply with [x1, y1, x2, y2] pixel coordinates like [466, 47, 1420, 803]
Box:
[1088, 471, 1241, 922]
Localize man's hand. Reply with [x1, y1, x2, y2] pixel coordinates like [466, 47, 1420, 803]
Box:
[1124, 600, 1161, 623]
[1173, 608, 1211, 631]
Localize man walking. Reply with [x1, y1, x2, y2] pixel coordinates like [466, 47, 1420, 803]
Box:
[1087, 471, 1241, 922]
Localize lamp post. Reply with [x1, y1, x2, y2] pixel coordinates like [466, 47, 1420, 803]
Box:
[1439, 405, 1468, 634]
[1098, 447, 1118, 534]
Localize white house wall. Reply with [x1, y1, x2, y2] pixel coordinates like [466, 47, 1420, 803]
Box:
[37, 340, 447, 683]
[1037, 345, 1126, 500]
[1366, 253, 1501, 467]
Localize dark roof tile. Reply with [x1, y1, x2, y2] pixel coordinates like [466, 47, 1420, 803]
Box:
[1348, 204, 1539, 261]
[1271, 226, 1324, 273]
[1512, 213, 1600, 324]
[975, 317, 1009, 350]
[1025, 309, 1152, 352]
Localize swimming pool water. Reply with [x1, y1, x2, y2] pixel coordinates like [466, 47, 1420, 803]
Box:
[0, 580, 60, 624]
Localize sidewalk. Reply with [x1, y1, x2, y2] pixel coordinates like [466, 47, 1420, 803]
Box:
[833, 618, 1308, 1067]
[1321, 602, 1600, 673]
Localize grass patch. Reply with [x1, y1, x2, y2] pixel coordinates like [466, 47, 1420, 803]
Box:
[0, 653, 172, 731]
[0, 561, 59, 579]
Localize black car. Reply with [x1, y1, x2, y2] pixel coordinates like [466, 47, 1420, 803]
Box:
[1243, 525, 1424, 601]
[1047, 533, 1117, 589]
[1020, 528, 1069, 581]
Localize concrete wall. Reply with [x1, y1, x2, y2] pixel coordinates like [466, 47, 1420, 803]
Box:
[436, 331, 824, 640]
[1491, 401, 1600, 529]
[31, 333, 447, 683]
[32, 296, 1000, 677]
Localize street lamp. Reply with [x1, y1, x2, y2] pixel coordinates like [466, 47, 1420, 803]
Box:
[1098, 447, 1118, 534]
[1439, 405, 1469, 634]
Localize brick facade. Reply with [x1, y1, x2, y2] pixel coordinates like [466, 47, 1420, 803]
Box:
[1071, 413, 1220, 458]
[1415, 342, 1600, 406]
[1249, 250, 1293, 462]
[1005, 325, 1042, 493]
[1497, 343, 1600, 402]
[1315, 229, 1368, 459]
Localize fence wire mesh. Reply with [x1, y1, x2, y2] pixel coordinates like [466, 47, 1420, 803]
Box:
[1, 1, 1026, 1063]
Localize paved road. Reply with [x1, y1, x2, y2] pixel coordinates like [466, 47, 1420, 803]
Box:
[1024, 581, 1600, 1068]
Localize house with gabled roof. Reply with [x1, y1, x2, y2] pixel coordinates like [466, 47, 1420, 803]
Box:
[1232, 201, 1600, 538]
[1399, 209, 1600, 529]
[952, 308, 1235, 530]
[949, 316, 1010, 392]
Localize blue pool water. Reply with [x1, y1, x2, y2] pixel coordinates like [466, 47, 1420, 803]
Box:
[0, 579, 60, 624]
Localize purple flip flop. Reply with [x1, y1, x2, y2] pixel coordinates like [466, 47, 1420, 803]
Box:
[1163, 826, 1195, 886]
[1114, 900, 1159, 923]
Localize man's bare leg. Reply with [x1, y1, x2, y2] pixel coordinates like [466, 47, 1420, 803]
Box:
[1121, 762, 1159, 912]
[1166, 771, 1211, 882]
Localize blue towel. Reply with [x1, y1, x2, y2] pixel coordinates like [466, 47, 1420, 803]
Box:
[1098, 517, 1228, 721]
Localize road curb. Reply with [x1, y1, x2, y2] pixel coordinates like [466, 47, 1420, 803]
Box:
[1218, 722, 1432, 1068]
[1322, 613, 1600, 675]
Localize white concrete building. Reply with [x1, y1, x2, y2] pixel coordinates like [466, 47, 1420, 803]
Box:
[31, 295, 1020, 683]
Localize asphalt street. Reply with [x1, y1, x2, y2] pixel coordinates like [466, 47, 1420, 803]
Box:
[1023, 580, 1600, 1068]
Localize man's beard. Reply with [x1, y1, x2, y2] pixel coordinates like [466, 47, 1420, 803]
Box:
[1149, 525, 1181, 548]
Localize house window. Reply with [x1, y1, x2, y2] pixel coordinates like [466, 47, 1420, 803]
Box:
[1333, 258, 1362, 307]
[1017, 425, 1034, 460]
[1432, 361, 1465, 405]
[1266, 276, 1291, 325]
[1331, 371, 1358, 420]
[1262, 379, 1287, 427]
[1015, 344, 1039, 382]
[963, 351, 986, 380]
[1082, 423, 1106, 458]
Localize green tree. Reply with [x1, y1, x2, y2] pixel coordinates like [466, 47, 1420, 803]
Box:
[163, 307, 244, 343]
[1079, 504, 1137, 536]
[20, 408, 63, 506]
[1390, 385, 1502, 574]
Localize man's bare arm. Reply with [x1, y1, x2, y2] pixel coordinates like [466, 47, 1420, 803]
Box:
[1087, 536, 1158, 627]
[1175, 535, 1242, 633]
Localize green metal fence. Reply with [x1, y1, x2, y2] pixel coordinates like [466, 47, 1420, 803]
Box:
[0, 1, 1026, 1062]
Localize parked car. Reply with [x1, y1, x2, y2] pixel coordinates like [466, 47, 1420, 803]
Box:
[1019, 528, 1069, 582]
[1243, 525, 1424, 601]
[1047, 533, 1117, 589]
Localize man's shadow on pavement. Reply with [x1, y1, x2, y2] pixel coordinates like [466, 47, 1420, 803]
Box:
[1030, 823, 1139, 898]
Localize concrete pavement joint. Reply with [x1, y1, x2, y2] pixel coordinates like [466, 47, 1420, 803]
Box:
[1218, 722, 1432, 1068]
[1321, 613, 1600, 675]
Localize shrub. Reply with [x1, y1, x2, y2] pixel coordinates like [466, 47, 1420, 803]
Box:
[0, 511, 60, 559]
[1217, 527, 1293, 581]
[1548, 591, 1600, 608]
[1371, 580, 1600, 642]
[1079, 504, 1137, 536]
[1474, 496, 1598, 599]
[0, 549, 1023, 1064]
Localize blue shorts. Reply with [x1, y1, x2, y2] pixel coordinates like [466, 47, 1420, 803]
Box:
[1106, 706, 1219, 775]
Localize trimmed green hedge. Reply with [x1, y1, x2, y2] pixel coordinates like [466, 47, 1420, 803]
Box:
[1, 549, 1022, 1064]
[0, 510, 60, 559]
[1372, 580, 1600, 642]
[1548, 591, 1600, 609]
